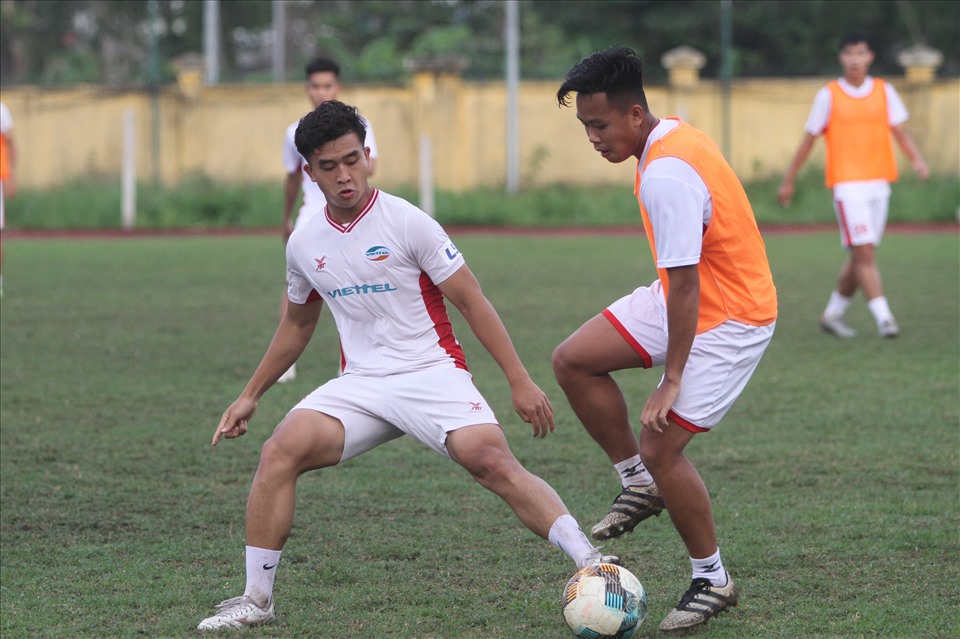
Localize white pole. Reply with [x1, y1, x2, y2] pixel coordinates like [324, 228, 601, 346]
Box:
[121, 109, 137, 230]
[419, 135, 435, 218]
[203, 0, 220, 85]
[272, 0, 286, 82]
[505, 0, 520, 194]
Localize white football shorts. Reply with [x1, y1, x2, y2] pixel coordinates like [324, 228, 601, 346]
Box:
[290, 366, 499, 462]
[604, 280, 775, 432]
[833, 194, 889, 248]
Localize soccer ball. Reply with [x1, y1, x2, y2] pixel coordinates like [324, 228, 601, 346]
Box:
[561, 563, 647, 639]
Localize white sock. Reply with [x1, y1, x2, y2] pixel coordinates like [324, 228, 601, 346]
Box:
[548, 514, 602, 568]
[244, 546, 282, 607]
[691, 548, 727, 587]
[615, 455, 653, 487]
[823, 290, 852, 319]
[867, 296, 894, 325]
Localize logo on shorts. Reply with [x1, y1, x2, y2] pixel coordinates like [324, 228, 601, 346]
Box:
[365, 245, 391, 262]
[468, 402, 483, 412]
[314, 256, 327, 271]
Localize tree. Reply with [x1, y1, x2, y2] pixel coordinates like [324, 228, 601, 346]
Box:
[1, 0, 956, 88]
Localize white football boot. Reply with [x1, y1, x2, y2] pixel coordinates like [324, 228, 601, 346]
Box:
[820, 315, 857, 338]
[197, 595, 275, 631]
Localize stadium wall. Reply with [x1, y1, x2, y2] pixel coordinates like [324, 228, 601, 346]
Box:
[1, 72, 956, 191]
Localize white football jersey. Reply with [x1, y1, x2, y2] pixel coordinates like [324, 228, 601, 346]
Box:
[286, 189, 468, 377]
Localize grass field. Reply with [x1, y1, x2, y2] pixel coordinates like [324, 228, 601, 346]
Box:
[1, 230, 957, 638]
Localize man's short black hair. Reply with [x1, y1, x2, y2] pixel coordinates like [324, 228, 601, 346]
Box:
[305, 57, 340, 79]
[294, 100, 367, 159]
[840, 31, 872, 51]
[557, 46, 649, 112]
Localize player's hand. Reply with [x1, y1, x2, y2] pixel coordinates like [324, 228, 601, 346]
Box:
[212, 396, 258, 446]
[511, 380, 555, 439]
[777, 180, 793, 207]
[913, 158, 930, 181]
[640, 380, 680, 434]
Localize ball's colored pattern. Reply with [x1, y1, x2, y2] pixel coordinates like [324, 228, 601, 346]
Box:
[562, 563, 647, 639]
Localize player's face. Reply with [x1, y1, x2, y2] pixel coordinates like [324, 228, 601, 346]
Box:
[575, 92, 645, 164]
[303, 131, 372, 218]
[305, 71, 341, 107]
[839, 42, 874, 83]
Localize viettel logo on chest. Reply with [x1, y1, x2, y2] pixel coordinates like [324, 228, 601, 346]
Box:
[365, 246, 391, 262]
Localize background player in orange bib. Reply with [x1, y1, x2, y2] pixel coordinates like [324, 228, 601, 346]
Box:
[778, 32, 929, 339]
[0, 101, 15, 298]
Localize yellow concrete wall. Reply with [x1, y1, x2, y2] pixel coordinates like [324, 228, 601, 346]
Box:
[1, 74, 956, 191]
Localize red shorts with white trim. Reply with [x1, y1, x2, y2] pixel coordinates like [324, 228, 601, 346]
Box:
[605, 280, 775, 432]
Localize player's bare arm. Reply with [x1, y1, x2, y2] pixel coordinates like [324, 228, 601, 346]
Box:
[438, 265, 555, 438]
[778, 133, 817, 207]
[211, 299, 324, 445]
[891, 124, 929, 180]
[641, 264, 699, 433]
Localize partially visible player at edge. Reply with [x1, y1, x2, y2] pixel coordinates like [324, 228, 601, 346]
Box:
[197, 100, 619, 631]
[0, 101, 15, 298]
[277, 57, 379, 382]
[553, 47, 777, 632]
[778, 31, 929, 339]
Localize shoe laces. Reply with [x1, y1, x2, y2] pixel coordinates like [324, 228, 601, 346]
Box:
[214, 595, 265, 617]
[677, 578, 714, 607]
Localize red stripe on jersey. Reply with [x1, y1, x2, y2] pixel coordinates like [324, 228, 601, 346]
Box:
[601, 309, 653, 368]
[325, 189, 380, 234]
[835, 199, 852, 247]
[338, 337, 347, 375]
[419, 271, 468, 371]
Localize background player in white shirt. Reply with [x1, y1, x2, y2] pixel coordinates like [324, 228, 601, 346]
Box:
[198, 100, 617, 631]
[278, 58, 379, 382]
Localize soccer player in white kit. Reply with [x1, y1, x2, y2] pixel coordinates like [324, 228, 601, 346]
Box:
[278, 57, 379, 382]
[198, 101, 617, 631]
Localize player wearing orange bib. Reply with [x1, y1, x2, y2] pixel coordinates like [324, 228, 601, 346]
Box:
[554, 47, 776, 632]
[779, 32, 929, 338]
[0, 101, 15, 298]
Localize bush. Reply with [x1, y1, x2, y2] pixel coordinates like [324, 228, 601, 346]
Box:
[5, 171, 957, 231]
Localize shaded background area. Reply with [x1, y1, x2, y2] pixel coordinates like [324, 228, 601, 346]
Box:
[2, 0, 957, 87]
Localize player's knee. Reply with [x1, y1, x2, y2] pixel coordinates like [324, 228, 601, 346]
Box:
[551, 343, 579, 386]
[258, 435, 300, 474]
[851, 244, 876, 264]
[638, 440, 672, 474]
[466, 446, 520, 487]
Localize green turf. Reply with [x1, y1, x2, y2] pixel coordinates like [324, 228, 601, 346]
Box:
[1, 231, 957, 638]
